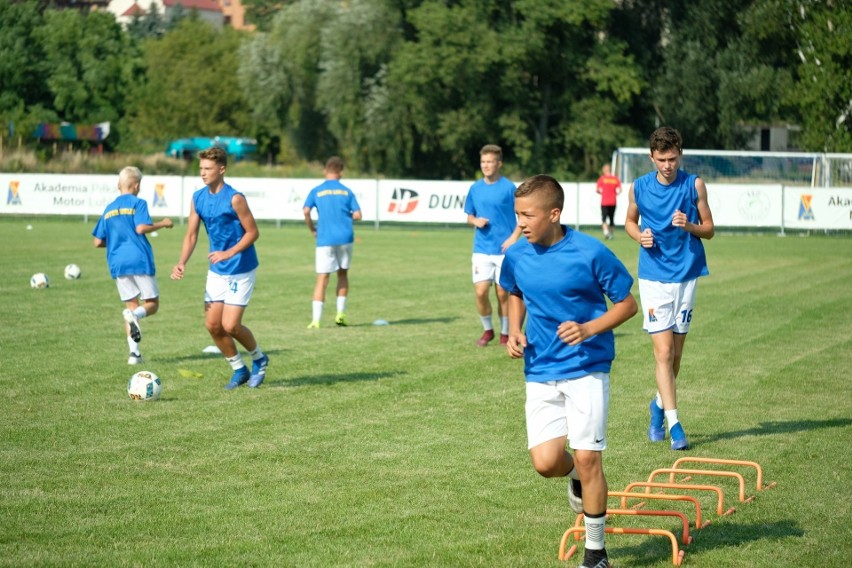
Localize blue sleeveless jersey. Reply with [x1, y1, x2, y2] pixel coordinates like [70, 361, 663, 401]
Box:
[634, 170, 708, 283]
[193, 183, 259, 275]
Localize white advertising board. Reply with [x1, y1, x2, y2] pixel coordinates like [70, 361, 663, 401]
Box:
[783, 187, 852, 230]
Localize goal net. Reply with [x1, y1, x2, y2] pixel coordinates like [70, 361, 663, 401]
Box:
[614, 149, 852, 188]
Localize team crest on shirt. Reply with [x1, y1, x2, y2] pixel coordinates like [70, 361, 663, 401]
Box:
[6, 181, 21, 205]
[798, 194, 814, 221]
[648, 309, 657, 322]
[152, 183, 167, 208]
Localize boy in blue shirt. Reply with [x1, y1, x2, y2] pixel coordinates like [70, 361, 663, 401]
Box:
[624, 127, 715, 450]
[171, 147, 270, 390]
[303, 156, 362, 328]
[93, 166, 173, 365]
[501, 175, 637, 568]
[464, 144, 521, 346]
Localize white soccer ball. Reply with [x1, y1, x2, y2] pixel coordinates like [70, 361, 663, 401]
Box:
[30, 273, 50, 289]
[127, 371, 162, 401]
[64, 263, 82, 280]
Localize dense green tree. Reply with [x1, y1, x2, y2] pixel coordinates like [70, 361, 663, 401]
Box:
[787, 0, 852, 151]
[0, 0, 53, 139]
[124, 19, 251, 152]
[33, 9, 133, 148]
[239, 1, 337, 161]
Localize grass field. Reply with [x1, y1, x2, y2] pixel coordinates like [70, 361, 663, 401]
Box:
[1, 216, 850, 567]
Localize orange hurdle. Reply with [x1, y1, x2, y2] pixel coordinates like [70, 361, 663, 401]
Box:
[559, 526, 685, 566]
[624, 481, 729, 519]
[568, 509, 692, 544]
[671, 457, 776, 491]
[648, 467, 751, 503]
[608, 490, 704, 531]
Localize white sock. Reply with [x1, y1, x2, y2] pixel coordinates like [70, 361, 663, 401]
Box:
[655, 393, 663, 409]
[127, 336, 139, 354]
[133, 306, 148, 319]
[665, 409, 680, 430]
[249, 346, 265, 361]
[500, 316, 509, 335]
[312, 301, 323, 322]
[480, 315, 493, 331]
[584, 513, 606, 550]
[226, 353, 245, 371]
[567, 465, 580, 481]
[336, 296, 346, 314]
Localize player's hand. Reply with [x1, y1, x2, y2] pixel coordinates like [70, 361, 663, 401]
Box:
[506, 333, 526, 359]
[476, 217, 490, 228]
[640, 228, 654, 248]
[170, 263, 185, 280]
[672, 209, 688, 229]
[208, 250, 231, 264]
[161, 218, 174, 229]
[557, 321, 590, 346]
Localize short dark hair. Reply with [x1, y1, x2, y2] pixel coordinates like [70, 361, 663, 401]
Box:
[325, 156, 344, 173]
[199, 146, 227, 166]
[649, 127, 683, 154]
[515, 174, 564, 211]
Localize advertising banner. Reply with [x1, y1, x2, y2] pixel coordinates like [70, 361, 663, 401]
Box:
[783, 187, 852, 230]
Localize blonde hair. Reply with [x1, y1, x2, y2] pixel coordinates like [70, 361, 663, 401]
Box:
[199, 146, 228, 166]
[480, 144, 502, 161]
[118, 166, 142, 190]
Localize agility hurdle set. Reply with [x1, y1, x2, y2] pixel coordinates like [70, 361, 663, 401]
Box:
[558, 457, 777, 565]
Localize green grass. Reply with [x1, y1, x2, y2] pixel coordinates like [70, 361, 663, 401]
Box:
[1, 217, 850, 567]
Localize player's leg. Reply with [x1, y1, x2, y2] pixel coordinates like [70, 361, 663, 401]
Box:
[564, 373, 611, 568]
[116, 277, 144, 361]
[493, 255, 509, 344]
[310, 273, 330, 328]
[472, 253, 496, 346]
[334, 244, 353, 326]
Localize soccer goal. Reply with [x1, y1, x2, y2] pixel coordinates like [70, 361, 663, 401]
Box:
[613, 148, 852, 188]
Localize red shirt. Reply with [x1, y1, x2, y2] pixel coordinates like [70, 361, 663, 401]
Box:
[596, 174, 622, 206]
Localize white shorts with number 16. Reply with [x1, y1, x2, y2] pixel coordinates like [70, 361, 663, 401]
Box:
[638, 278, 698, 335]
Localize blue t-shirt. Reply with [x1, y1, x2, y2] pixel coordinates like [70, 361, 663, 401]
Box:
[193, 183, 259, 275]
[463, 176, 517, 254]
[92, 193, 156, 279]
[633, 170, 709, 283]
[303, 179, 361, 247]
[499, 227, 634, 383]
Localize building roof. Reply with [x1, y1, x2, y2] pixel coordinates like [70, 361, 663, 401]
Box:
[121, 2, 145, 16]
[162, 0, 222, 12]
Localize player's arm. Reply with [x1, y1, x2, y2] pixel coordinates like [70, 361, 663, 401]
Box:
[352, 209, 362, 221]
[93, 237, 105, 248]
[171, 202, 200, 280]
[501, 225, 523, 252]
[136, 218, 174, 235]
[557, 293, 638, 346]
[208, 194, 258, 264]
[506, 292, 527, 359]
[467, 214, 488, 229]
[303, 206, 317, 236]
[673, 178, 715, 240]
[624, 183, 653, 248]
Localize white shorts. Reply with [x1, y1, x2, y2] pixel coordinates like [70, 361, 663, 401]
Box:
[204, 269, 256, 306]
[116, 275, 159, 303]
[638, 278, 698, 334]
[525, 373, 610, 451]
[316, 244, 353, 274]
[472, 253, 505, 285]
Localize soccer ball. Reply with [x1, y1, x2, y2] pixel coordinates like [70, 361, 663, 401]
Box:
[64, 263, 82, 280]
[127, 371, 162, 401]
[30, 273, 50, 288]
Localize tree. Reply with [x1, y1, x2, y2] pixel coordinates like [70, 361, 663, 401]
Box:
[124, 19, 252, 152]
[787, 0, 852, 151]
[34, 9, 134, 148]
